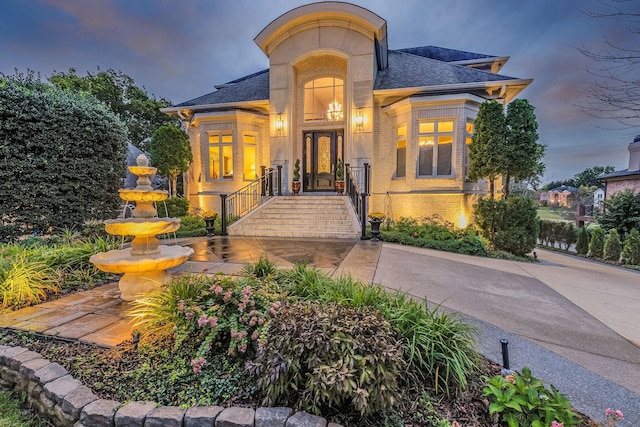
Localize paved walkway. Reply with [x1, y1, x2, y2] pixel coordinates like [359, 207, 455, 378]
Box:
[1, 237, 638, 425]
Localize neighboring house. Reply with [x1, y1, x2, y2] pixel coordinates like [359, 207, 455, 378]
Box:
[593, 187, 605, 209]
[602, 135, 640, 199]
[162, 2, 532, 227]
[539, 186, 579, 208]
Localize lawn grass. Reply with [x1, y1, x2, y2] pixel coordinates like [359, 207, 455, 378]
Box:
[537, 207, 570, 221]
[0, 390, 49, 427]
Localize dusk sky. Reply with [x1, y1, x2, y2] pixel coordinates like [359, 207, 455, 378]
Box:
[2, 0, 637, 184]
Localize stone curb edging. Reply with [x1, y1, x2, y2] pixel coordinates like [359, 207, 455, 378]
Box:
[0, 345, 344, 427]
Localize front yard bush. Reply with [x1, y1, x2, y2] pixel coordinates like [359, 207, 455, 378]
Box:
[621, 228, 640, 265]
[603, 229, 622, 262]
[475, 196, 538, 257]
[247, 301, 405, 416]
[575, 226, 590, 255]
[588, 227, 605, 259]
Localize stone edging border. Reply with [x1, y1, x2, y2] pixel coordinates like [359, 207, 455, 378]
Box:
[0, 344, 344, 427]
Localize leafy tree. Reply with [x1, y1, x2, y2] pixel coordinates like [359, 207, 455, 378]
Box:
[575, 226, 590, 255]
[0, 74, 127, 241]
[469, 99, 544, 198]
[148, 126, 192, 197]
[603, 228, 622, 262]
[503, 99, 545, 197]
[469, 100, 506, 197]
[577, 0, 640, 128]
[596, 188, 640, 237]
[49, 68, 177, 149]
[474, 196, 538, 256]
[572, 166, 615, 188]
[621, 228, 640, 265]
[588, 227, 605, 259]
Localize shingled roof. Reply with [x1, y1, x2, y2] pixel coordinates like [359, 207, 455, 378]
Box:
[374, 50, 518, 90]
[395, 45, 495, 62]
[171, 46, 518, 109]
[172, 69, 269, 108]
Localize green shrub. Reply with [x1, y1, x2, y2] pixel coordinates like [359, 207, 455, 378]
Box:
[560, 222, 577, 250]
[483, 366, 579, 427]
[588, 227, 605, 259]
[474, 196, 538, 256]
[159, 197, 190, 217]
[0, 74, 127, 242]
[575, 226, 590, 255]
[278, 265, 480, 395]
[247, 301, 405, 416]
[622, 228, 640, 265]
[380, 231, 488, 256]
[603, 229, 622, 262]
[175, 215, 206, 237]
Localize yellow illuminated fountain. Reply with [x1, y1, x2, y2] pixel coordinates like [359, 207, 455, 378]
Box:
[90, 154, 194, 301]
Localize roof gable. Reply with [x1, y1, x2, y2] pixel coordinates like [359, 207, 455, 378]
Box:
[173, 69, 269, 108]
[395, 45, 494, 62]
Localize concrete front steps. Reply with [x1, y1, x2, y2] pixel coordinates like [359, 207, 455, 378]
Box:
[227, 195, 360, 239]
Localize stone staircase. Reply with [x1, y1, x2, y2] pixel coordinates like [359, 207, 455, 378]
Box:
[227, 195, 360, 239]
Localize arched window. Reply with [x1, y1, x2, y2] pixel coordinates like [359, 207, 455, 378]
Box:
[304, 77, 344, 122]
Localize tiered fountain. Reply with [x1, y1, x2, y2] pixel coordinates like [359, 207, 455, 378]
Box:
[90, 154, 194, 301]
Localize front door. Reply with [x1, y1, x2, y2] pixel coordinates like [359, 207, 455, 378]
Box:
[302, 130, 343, 192]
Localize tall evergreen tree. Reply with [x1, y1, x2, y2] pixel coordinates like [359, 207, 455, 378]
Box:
[621, 228, 640, 265]
[575, 226, 590, 255]
[468, 100, 506, 198]
[504, 99, 545, 197]
[603, 229, 622, 262]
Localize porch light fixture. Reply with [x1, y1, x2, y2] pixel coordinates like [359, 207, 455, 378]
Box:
[275, 113, 284, 135]
[355, 108, 364, 131]
[327, 99, 343, 121]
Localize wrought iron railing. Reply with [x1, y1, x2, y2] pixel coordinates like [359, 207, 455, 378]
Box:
[345, 163, 370, 239]
[220, 166, 282, 235]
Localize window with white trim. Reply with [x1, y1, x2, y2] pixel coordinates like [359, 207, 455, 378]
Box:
[304, 77, 344, 122]
[418, 120, 454, 176]
[208, 133, 233, 180]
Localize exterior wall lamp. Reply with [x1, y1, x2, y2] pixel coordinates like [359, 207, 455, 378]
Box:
[275, 113, 284, 135]
[355, 108, 364, 132]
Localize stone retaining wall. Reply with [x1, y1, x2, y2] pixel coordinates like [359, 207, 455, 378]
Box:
[0, 345, 344, 427]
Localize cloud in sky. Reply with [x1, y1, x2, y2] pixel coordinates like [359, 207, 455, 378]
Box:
[1, 0, 637, 182]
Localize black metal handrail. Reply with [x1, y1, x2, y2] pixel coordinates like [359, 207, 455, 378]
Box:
[345, 163, 370, 239]
[220, 166, 282, 235]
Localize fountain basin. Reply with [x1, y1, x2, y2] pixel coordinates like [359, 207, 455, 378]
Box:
[127, 165, 157, 176]
[104, 218, 180, 236]
[89, 245, 194, 274]
[118, 189, 168, 203]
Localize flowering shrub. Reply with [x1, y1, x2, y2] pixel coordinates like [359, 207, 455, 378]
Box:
[130, 274, 282, 371]
[483, 366, 579, 427]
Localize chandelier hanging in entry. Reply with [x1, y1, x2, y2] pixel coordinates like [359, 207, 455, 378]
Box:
[327, 99, 343, 121]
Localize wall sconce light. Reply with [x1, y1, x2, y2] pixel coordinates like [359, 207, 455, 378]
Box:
[355, 108, 364, 132]
[275, 113, 284, 135]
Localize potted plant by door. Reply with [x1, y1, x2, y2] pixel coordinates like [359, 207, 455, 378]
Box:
[292, 158, 301, 195]
[335, 158, 345, 194]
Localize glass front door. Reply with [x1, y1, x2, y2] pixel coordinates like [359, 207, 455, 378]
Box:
[302, 130, 343, 192]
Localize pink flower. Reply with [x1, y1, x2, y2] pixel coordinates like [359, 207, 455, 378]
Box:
[198, 314, 209, 327]
[238, 344, 247, 353]
[249, 317, 257, 327]
[211, 285, 223, 295]
[242, 286, 252, 297]
[223, 291, 232, 302]
[190, 357, 206, 373]
[605, 408, 624, 421]
[208, 317, 218, 327]
[551, 422, 564, 427]
[258, 318, 264, 326]
[185, 312, 194, 321]
[251, 331, 259, 340]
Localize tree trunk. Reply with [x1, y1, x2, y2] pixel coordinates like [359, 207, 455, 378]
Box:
[170, 175, 178, 198]
[489, 178, 495, 199]
[503, 173, 511, 199]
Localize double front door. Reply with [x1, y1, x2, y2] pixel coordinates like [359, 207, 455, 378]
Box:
[302, 130, 343, 192]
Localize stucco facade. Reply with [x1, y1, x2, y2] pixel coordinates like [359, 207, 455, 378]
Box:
[163, 2, 531, 228]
